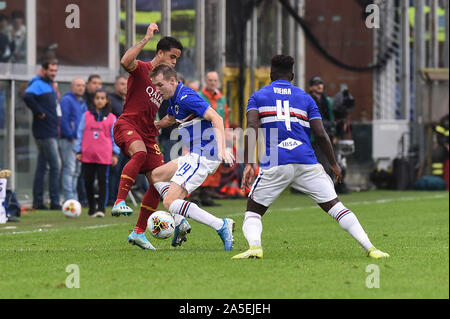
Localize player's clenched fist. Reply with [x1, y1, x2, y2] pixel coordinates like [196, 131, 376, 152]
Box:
[145, 23, 159, 41]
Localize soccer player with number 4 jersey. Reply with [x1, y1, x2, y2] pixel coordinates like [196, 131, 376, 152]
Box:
[232, 55, 389, 259]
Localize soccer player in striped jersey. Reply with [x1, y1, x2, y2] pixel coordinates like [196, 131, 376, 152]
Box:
[112, 23, 190, 250]
[148, 64, 236, 251]
[232, 55, 389, 259]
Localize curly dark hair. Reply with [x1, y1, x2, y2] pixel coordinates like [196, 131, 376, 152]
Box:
[270, 55, 295, 81]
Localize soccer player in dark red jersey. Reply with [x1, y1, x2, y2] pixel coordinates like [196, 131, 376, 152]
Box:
[112, 23, 190, 250]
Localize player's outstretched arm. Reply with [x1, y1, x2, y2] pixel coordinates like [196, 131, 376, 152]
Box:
[203, 107, 234, 165]
[155, 115, 176, 130]
[120, 23, 159, 72]
[310, 118, 342, 183]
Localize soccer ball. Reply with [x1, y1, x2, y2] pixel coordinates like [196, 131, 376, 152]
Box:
[147, 211, 175, 239]
[62, 199, 82, 218]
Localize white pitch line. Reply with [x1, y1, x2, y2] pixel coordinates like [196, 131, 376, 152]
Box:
[1, 193, 448, 234]
[0, 223, 128, 236]
[225, 193, 448, 217]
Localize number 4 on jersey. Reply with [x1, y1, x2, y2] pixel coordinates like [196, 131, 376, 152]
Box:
[276, 99, 291, 131]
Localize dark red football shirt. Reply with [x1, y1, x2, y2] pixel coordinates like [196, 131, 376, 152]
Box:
[117, 60, 163, 142]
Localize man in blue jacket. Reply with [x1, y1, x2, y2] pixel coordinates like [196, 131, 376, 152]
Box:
[23, 59, 62, 210]
[59, 77, 87, 202]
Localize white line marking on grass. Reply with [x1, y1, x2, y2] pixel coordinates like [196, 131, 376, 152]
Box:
[224, 193, 448, 217]
[0, 247, 131, 252]
[2, 194, 447, 233]
[0, 223, 128, 236]
[83, 224, 123, 230]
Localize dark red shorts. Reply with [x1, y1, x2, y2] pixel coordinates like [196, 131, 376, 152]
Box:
[114, 120, 164, 173]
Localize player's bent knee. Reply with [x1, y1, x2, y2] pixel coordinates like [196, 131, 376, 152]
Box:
[163, 194, 183, 211]
[246, 198, 268, 216]
[149, 167, 163, 183]
[151, 161, 178, 183]
[318, 197, 340, 213]
[128, 140, 147, 157]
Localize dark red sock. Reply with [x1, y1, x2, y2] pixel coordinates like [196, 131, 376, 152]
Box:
[115, 151, 147, 204]
[134, 185, 161, 233]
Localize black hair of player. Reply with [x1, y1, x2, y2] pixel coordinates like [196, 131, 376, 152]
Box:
[156, 36, 184, 54]
[270, 55, 294, 82]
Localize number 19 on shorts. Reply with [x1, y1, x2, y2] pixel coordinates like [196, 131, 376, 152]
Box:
[176, 162, 192, 176]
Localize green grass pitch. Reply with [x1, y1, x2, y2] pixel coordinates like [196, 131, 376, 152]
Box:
[0, 190, 448, 299]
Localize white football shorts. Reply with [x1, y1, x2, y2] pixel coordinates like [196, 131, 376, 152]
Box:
[171, 152, 220, 194]
[249, 163, 337, 207]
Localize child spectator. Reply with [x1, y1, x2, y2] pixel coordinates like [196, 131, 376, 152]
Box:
[76, 90, 120, 217]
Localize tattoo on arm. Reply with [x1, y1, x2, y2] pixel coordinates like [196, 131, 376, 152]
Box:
[122, 38, 149, 71]
[132, 38, 147, 49]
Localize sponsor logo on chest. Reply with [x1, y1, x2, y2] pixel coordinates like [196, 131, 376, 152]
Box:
[146, 86, 163, 107]
[278, 138, 302, 150]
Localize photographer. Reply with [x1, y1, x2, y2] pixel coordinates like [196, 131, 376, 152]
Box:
[308, 76, 335, 177]
[331, 87, 355, 194]
[308, 76, 353, 194]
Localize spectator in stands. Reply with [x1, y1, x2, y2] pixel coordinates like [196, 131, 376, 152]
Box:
[23, 59, 62, 210]
[196, 71, 230, 206]
[83, 74, 102, 110]
[108, 75, 127, 118]
[0, 14, 12, 62]
[0, 13, 8, 36]
[186, 80, 200, 92]
[59, 77, 87, 202]
[308, 76, 335, 177]
[6, 10, 26, 63]
[76, 74, 102, 204]
[107, 75, 127, 205]
[76, 89, 120, 217]
[199, 71, 229, 128]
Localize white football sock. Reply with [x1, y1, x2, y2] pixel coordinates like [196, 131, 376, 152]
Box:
[242, 211, 262, 247]
[327, 202, 373, 251]
[153, 182, 183, 226]
[169, 199, 224, 230]
[172, 214, 184, 227]
[153, 182, 171, 200]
